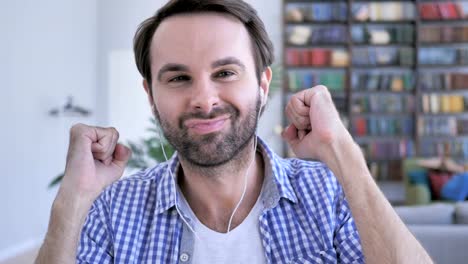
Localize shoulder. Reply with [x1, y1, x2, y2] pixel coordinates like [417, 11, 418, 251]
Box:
[93, 162, 170, 208]
[282, 158, 341, 195]
[113, 163, 167, 190]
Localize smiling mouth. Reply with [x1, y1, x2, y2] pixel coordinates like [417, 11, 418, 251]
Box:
[184, 115, 230, 135]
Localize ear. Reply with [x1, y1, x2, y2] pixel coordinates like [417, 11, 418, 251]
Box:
[143, 79, 155, 110]
[260, 67, 272, 101]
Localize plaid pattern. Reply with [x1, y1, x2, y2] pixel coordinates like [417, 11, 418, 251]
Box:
[77, 138, 364, 263]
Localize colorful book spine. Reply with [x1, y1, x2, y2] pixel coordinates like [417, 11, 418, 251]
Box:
[419, 2, 464, 20]
[286, 48, 349, 67]
[352, 95, 415, 113]
[420, 94, 467, 113]
[352, 117, 414, 136]
[419, 47, 468, 65]
[352, 72, 414, 91]
[420, 72, 468, 91]
[358, 140, 415, 160]
[352, 47, 414, 66]
[287, 70, 345, 92]
[419, 139, 468, 158]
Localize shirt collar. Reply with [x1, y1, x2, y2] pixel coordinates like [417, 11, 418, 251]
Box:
[154, 137, 298, 214]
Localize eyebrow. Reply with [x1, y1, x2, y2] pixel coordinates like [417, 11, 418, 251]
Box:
[157, 57, 246, 81]
[211, 57, 246, 71]
[157, 63, 189, 81]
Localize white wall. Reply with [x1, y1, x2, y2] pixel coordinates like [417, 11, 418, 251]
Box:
[0, 0, 284, 259]
[0, 0, 97, 258]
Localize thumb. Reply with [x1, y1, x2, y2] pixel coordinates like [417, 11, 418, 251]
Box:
[112, 143, 132, 169]
[282, 124, 299, 147]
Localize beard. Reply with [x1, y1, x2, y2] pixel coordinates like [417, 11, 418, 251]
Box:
[155, 95, 261, 167]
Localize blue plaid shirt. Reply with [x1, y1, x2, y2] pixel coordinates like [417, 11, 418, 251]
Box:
[77, 138, 364, 263]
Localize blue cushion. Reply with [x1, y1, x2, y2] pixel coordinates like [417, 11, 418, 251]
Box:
[441, 173, 468, 201]
[408, 170, 429, 185]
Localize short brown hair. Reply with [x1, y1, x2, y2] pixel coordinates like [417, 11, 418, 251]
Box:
[133, 0, 274, 87]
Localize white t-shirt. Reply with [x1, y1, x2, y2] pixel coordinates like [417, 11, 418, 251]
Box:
[178, 189, 267, 264]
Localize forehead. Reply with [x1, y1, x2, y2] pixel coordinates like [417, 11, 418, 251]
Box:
[150, 13, 255, 72]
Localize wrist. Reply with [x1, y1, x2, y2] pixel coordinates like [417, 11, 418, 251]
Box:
[323, 133, 371, 186]
[52, 187, 95, 226]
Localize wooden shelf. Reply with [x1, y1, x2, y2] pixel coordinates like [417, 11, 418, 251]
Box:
[351, 112, 414, 117]
[353, 43, 415, 48]
[353, 20, 415, 25]
[351, 91, 414, 95]
[355, 135, 412, 141]
[352, 65, 415, 69]
[285, 0, 346, 3]
[419, 42, 468, 47]
[287, 65, 348, 70]
[285, 21, 347, 25]
[419, 89, 468, 94]
[418, 64, 468, 68]
[286, 43, 347, 48]
[420, 112, 468, 117]
[419, 135, 468, 140]
[420, 19, 468, 24]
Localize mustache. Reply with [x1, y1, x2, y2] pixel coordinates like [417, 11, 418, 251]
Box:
[178, 105, 239, 128]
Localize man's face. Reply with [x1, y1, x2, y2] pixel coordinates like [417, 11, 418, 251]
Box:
[146, 13, 268, 167]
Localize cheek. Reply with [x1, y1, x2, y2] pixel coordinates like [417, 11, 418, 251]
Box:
[227, 87, 259, 108]
[154, 93, 182, 123]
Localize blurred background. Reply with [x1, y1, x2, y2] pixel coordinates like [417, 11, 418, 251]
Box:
[1, 0, 468, 263]
[0, 0, 283, 263]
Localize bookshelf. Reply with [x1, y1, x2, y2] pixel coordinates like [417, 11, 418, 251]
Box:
[282, 0, 468, 182]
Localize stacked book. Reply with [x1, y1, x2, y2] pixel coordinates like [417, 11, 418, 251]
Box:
[286, 48, 349, 67]
[351, 94, 415, 113]
[418, 117, 468, 136]
[419, 47, 468, 65]
[420, 26, 468, 43]
[285, 3, 347, 22]
[310, 26, 347, 44]
[352, 72, 414, 91]
[352, 116, 414, 136]
[421, 94, 467, 113]
[287, 71, 345, 92]
[353, 47, 414, 66]
[419, 72, 468, 90]
[368, 161, 404, 181]
[287, 26, 347, 46]
[352, 25, 414, 44]
[419, 139, 468, 158]
[358, 140, 415, 160]
[352, 2, 415, 21]
[419, 2, 467, 20]
[460, 119, 468, 135]
[303, 3, 347, 22]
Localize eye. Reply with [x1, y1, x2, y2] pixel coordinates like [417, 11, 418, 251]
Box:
[168, 75, 191, 83]
[216, 71, 235, 78]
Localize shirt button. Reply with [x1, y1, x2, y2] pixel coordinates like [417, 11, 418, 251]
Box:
[180, 253, 190, 262]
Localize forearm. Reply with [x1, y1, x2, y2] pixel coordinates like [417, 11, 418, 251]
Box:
[325, 138, 432, 264]
[35, 190, 92, 264]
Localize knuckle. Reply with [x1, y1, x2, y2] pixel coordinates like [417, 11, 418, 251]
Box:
[113, 128, 119, 138]
[314, 85, 328, 91]
[107, 127, 118, 135]
[70, 123, 87, 136]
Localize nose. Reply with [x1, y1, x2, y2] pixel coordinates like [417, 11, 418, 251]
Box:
[189, 78, 220, 114]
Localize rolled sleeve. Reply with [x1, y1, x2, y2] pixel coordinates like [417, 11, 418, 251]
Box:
[333, 190, 365, 263]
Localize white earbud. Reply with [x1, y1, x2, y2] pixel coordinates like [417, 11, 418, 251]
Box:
[259, 88, 266, 106]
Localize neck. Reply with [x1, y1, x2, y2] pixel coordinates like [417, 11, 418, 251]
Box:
[177, 137, 264, 232]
